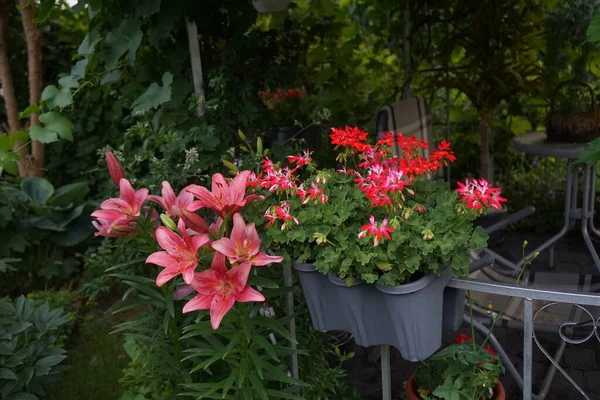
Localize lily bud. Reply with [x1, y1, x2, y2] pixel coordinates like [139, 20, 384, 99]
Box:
[105, 152, 125, 186]
[160, 214, 177, 231]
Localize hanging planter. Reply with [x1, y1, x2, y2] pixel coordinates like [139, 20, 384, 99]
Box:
[252, 0, 291, 13]
[294, 262, 452, 362]
[442, 287, 465, 332]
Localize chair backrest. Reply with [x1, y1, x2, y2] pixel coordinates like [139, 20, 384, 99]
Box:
[375, 96, 434, 157]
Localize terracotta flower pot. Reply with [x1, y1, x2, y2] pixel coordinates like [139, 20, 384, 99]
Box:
[405, 375, 505, 400]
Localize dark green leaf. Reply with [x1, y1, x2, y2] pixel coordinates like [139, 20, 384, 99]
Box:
[587, 12, 600, 44]
[0, 150, 20, 175]
[0, 368, 17, 380]
[29, 126, 58, 144]
[131, 72, 173, 115]
[248, 275, 279, 288]
[577, 137, 600, 164]
[19, 105, 42, 119]
[47, 182, 89, 207]
[78, 25, 101, 56]
[21, 178, 54, 204]
[35, 354, 67, 368]
[105, 19, 143, 68]
[38, 112, 74, 141]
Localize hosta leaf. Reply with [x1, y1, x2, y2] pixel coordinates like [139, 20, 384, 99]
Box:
[0, 368, 17, 380]
[47, 182, 89, 207]
[21, 178, 54, 204]
[5, 393, 38, 400]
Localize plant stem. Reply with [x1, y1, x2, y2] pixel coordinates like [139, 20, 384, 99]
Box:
[467, 290, 477, 351]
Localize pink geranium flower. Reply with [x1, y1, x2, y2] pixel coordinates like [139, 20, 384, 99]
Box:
[147, 181, 198, 220]
[100, 178, 148, 217]
[146, 219, 211, 286]
[182, 252, 265, 329]
[358, 215, 394, 246]
[456, 179, 506, 210]
[212, 213, 283, 266]
[184, 171, 264, 218]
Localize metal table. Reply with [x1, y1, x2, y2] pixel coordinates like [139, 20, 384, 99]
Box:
[507, 131, 600, 272]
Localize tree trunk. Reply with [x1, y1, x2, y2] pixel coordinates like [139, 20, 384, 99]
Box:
[19, 0, 43, 177]
[479, 108, 493, 181]
[0, 0, 27, 176]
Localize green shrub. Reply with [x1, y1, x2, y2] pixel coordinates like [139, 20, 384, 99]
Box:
[0, 296, 69, 399]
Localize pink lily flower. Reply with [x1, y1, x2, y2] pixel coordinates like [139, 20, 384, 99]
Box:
[147, 181, 198, 220]
[184, 171, 264, 218]
[146, 219, 211, 286]
[90, 209, 138, 237]
[182, 252, 265, 329]
[105, 152, 125, 186]
[100, 178, 148, 217]
[212, 213, 283, 266]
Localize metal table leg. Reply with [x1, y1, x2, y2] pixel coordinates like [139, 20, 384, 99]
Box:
[587, 165, 600, 238]
[516, 162, 578, 272]
[581, 165, 600, 270]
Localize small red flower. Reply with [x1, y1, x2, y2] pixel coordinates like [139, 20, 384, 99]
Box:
[455, 334, 473, 344]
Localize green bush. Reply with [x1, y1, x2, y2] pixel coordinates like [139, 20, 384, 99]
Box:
[0, 296, 69, 399]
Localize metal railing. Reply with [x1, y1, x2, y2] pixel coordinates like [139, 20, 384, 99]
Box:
[377, 277, 600, 400]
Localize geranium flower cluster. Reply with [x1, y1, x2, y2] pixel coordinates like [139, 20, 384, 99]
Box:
[258, 87, 306, 110]
[455, 334, 497, 356]
[91, 153, 283, 329]
[455, 178, 507, 210]
[332, 126, 458, 208]
[251, 126, 506, 248]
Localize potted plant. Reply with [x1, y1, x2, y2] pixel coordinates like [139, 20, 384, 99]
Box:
[242, 126, 506, 361]
[545, 81, 600, 143]
[258, 87, 321, 152]
[406, 334, 505, 400]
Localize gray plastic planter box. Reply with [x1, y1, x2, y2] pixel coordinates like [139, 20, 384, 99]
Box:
[442, 287, 466, 331]
[293, 262, 452, 362]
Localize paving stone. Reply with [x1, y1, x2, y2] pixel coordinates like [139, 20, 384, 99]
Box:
[551, 369, 586, 392]
[563, 347, 596, 370]
[584, 370, 600, 394]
